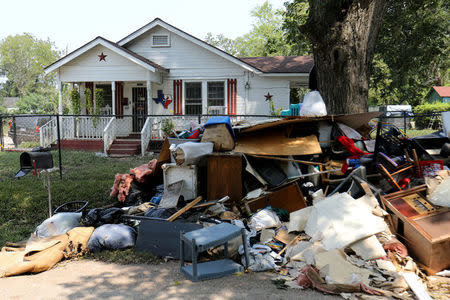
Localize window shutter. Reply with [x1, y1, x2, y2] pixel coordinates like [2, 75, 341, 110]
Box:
[114, 82, 124, 118]
[173, 80, 183, 115]
[227, 79, 237, 115]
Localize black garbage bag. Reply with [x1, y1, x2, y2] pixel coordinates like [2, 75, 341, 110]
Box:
[81, 207, 124, 227]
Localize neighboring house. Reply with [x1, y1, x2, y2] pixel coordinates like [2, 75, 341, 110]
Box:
[2, 97, 19, 113]
[426, 86, 450, 103]
[43, 18, 313, 155]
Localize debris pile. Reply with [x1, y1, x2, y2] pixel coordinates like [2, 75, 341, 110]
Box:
[2, 113, 450, 299]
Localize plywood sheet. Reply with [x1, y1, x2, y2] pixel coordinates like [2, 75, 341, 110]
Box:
[235, 131, 322, 156]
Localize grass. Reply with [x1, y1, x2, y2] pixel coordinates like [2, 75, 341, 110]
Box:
[0, 150, 151, 247]
[85, 248, 162, 264]
[404, 129, 436, 138]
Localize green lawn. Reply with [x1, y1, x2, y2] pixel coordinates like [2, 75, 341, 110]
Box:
[0, 150, 151, 246]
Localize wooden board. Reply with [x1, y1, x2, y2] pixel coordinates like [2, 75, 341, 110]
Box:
[235, 131, 322, 156]
[243, 182, 307, 214]
[207, 153, 242, 204]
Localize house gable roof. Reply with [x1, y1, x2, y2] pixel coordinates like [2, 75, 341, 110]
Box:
[44, 36, 168, 74]
[432, 86, 450, 97]
[239, 56, 314, 74]
[118, 18, 265, 74]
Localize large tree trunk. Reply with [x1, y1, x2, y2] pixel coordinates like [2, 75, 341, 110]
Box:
[303, 0, 386, 114]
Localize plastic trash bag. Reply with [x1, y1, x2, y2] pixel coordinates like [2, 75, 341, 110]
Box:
[87, 224, 136, 252]
[172, 142, 214, 166]
[249, 207, 281, 231]
[300, 91, 327, 117]
[81, 208, 124, 227]
[34, 212, 82, 238]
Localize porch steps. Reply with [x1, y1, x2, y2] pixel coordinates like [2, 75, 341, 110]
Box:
[107, 134, 141, 156]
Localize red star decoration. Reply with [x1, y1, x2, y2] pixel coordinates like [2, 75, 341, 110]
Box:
[98, 52, 107, 61]
[264, 92, 273, 101]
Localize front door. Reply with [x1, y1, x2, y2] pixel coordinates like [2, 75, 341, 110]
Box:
[132, 87, 147, 132]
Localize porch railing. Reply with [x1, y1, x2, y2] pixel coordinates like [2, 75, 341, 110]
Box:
[62, 116, 110, 140]
[140, 117, 152, 157]
[103, 117, 117, 155]
[40, 118, 57, 147]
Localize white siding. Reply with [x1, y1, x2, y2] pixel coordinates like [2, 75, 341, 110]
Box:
[125, 27, 292, 116]
[59, 45, 150, 82]
[126, 26, 245, 79]
[245, 76, 290, 115]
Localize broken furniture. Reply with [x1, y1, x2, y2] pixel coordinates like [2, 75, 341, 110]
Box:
[162, 163, 198, 200]
[241, 181, 307, 215]
[201, 116, 235, 151]
[381, 185, 450, 274]
[180, 222, 249, 281]
[135, 219, 202, 259]
[206, 153, 242, 205]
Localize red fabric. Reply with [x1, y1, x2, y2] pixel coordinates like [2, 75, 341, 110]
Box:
[337, 136, 370, 173]
[337, 136, 368, 156]
[188, 129, 201, 139]
[398, 178, 411, 189]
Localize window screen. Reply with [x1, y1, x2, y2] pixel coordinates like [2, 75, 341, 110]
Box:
[185, 82, 202, 115]
[207, 81, 225, 107]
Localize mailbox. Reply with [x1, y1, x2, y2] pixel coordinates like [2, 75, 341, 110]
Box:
[16, 151, 53, 178]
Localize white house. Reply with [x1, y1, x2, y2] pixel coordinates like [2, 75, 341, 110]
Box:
[43, 18, 312, 155]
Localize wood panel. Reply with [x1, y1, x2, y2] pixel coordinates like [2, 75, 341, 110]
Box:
[207, 153, 242, 204]
[244, 182, 307, 214]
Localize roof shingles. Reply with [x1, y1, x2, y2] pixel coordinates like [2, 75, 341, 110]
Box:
[239, 56, 313, 73]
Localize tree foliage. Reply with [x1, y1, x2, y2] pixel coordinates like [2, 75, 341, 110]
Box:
[205, 1, 293, 57]
[371, 0, 449, 106]
[284, 0, 450, 108]
[16, 93, 55, 114]
[0, 33, 61, 97]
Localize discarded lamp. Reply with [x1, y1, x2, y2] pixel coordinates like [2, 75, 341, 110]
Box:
[15, 151, 54, 217]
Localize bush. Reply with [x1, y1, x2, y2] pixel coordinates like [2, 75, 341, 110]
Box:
[413, 102, 450, 129]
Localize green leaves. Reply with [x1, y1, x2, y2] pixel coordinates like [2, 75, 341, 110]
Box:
[0, 33, 61, 98]
[205, 1, 294, 57]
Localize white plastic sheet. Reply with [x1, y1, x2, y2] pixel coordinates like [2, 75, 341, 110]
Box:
[300, 91, 327, 117]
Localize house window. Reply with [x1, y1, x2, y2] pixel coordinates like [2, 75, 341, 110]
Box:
[151, 34, 170, 47]
[185, 82, 202, 115]
[207, 82, 225, 106]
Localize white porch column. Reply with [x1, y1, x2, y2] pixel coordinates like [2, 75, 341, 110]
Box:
[111, 81, 116, 116]
[58, 80, 63, 115]
[146, 80, 151, 115]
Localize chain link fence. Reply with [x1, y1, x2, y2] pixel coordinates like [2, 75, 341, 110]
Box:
[0, 111, 446, 151]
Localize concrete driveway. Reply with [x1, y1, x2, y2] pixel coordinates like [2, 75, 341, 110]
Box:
[0, 260, 338, 300]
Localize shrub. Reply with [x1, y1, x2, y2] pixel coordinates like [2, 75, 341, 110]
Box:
[413, 102, 450, 129]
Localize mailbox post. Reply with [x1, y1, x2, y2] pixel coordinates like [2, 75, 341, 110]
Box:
[16, 151, 54, 217]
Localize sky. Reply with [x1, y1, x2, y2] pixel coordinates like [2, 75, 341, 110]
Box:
[0, 0, 288, 53]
